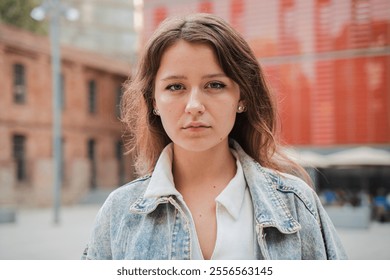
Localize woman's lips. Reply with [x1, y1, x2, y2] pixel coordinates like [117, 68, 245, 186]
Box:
[183, 122, 211, 129]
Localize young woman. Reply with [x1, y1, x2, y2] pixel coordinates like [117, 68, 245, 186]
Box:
[82, 13, 347, 260]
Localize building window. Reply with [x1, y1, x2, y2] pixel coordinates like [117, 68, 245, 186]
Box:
[87, 139, 97, 189]
[88, 80, 97, 114]
[12, 135, 27, 181]
[115, 86, 123, 118]
[87, 139, 95, 160]
[13, 63, 27, 104]
[116, 140, 125, 186]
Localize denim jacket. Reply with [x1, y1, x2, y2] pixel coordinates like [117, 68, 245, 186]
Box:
[82, 141, 348, 260]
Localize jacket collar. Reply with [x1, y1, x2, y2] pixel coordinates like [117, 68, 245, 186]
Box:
[130, 140, 301, 234]
[231, 140, 301, 234]
[143, 143, 182, 199]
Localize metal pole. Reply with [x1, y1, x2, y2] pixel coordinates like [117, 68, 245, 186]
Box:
[50, 0, 62, 225]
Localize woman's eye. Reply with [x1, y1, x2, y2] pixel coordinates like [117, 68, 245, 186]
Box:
[166, 84, 184, 91]
[207, 82, 226, 89]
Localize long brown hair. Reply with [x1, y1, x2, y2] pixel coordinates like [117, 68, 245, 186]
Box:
[121, 13, 310, 184]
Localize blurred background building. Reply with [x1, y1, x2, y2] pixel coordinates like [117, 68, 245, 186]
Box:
[59, 0, 140, 63]
[0, 0, 389, 224]
[0, 0, 136, 207]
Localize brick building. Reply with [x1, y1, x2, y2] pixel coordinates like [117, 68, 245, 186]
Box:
[0, 24, 134, 207]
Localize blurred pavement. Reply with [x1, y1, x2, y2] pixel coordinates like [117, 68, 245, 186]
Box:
[0, 204, 100, 260]
[0, 203, 390, 260]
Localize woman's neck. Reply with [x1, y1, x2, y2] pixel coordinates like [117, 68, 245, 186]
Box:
[172, 142, 237, 193]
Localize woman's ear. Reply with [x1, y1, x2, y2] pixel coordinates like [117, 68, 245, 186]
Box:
[152, 99, 160, 116]
[237, 100, 247, 113]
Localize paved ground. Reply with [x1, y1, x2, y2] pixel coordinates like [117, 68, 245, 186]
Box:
[0, 205, 100, 260]
[0, 204, 389, 260]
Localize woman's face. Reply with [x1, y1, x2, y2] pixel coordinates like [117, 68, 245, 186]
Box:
[154, 40, 243, 153]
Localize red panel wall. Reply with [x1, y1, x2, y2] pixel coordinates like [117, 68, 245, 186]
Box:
[143, 0, 390, 146]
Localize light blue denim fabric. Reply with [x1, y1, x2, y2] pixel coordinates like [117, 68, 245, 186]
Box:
[82, 141, 348, 260]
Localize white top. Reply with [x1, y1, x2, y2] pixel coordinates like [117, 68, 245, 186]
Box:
[144, 143, 256, 260]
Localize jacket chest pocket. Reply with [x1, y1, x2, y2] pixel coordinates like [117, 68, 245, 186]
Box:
[257, 226, 302, 260]
[118, 202, 191, 260]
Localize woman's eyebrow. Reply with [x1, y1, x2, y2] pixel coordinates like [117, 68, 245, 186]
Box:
[160, 75, 187, 81]
[202, 73, 227, 79]
[160, 73, 227, 81]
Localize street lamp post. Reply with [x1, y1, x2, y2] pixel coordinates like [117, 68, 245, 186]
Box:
[31, 0, 79, 224]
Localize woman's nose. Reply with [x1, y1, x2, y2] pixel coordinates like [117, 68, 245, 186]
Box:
[185, 88, 205, 115]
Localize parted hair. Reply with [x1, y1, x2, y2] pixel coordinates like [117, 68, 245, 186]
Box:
[121, 13, 311, 184]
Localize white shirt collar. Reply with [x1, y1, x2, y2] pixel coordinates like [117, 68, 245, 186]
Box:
[143, 143, 182, 199]
[143, 144, 247, 220]
[215, 149, 247, 220]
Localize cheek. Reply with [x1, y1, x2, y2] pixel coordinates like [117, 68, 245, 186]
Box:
[157, 95, 187, 116]
[228, 102, 239, 123]
[158, 106, 181, 131]
[160, 105, 181, 117]
[228, 101, 239, 115]
[217, 105, 237, 127]
[155, 93, 179, 112]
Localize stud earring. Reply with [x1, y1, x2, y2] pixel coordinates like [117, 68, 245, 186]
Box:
[153, 108, 160, 116]
[237, 105, 246, 113]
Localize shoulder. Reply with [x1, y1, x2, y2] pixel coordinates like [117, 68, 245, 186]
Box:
[100, 175, 152, 213]
[82, 175, 152, 260]
[262, 167, 322, 219]
[233, 140, 319, 212]
[272, 170, 315, 196]
[232, 139, 314, 196]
